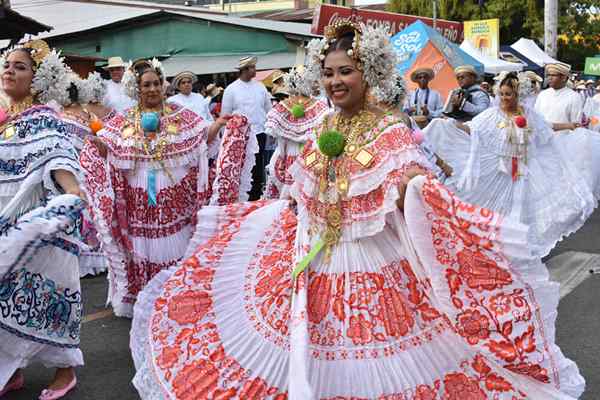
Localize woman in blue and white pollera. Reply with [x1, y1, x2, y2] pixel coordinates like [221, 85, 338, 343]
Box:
[0, 40, 85, 400]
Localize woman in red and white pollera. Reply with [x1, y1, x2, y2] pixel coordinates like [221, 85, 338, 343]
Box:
[130, 23, 584, 399]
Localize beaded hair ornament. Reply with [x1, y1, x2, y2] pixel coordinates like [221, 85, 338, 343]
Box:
[122, 58, 164, 99]
[0, 40, 72, 105]
[307, 19, 402, 103]
[494, 71, 534, 100]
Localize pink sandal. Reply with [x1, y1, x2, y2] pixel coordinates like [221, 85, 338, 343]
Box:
[0, 371, 25, 397]
[38, 375, 76, 400]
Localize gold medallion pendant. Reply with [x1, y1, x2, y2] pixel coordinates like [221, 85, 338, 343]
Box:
[166, 124, 178, 135]
[2, 125, 16, 140]
[122, 126, 136, 138]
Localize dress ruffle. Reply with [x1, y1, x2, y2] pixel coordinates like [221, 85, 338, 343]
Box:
[289, 117, 432, 241]
[131, 176, 583, 399]
[425, 107, 598, 257]
[80, 108, 210, 317]
[209, 115, 257, 205]
[263, 100, 329, 200]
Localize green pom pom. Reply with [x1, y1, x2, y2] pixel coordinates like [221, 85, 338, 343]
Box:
[318, 130, 346, 158]
[291, 103, 305, 119]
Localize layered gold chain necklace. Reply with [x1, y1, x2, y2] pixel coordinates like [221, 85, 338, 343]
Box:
[314, 108, 379, 260]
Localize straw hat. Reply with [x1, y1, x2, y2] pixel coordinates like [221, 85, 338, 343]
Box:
[524, 71, 543, 83]
[207, 85, 223, 97]
[104, 56, 127, 70]
[172, 71, 198, 88]
[271, 70, 285, 84]
[454, 65, 478, 76]
[410, 67, 434, 83]
[545, 63, 571, 76]
[237, 56, 258, 70]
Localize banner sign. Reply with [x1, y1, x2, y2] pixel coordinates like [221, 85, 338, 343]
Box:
[584, 57, 600, 76]
[463, 19, 500, 58]
[311, 4, 464, 43]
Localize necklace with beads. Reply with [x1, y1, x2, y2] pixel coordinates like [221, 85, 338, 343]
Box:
[0, 96, 35, 140]
[308, 108, 380, 261]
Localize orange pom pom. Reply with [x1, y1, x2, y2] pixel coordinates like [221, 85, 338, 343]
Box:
[89, 119, 103, 134]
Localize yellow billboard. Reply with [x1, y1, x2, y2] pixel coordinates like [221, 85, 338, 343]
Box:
[464, 19, 500, 59]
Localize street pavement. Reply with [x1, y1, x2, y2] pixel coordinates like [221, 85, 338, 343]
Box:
[5, 209, 600, 400]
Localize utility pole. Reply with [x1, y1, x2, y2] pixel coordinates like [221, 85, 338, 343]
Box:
[432, 0, 437, 30]
[544, 0, 558, 58]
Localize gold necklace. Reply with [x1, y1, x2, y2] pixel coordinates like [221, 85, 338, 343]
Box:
[1, 96, 36, 140]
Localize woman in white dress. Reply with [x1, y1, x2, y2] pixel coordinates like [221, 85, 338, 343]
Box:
[263, 65, 329, 199]
[130, 23, 584, 400]
[81, 59, 228, 317]
[0, 41, 85, 399]
[426, 72, 597, 257]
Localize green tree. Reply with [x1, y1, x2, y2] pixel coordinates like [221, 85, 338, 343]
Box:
[386, 0, 599, 69]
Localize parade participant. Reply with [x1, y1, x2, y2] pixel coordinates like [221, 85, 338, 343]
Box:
[130, 23, 584, 400]
[534, 63, 583, 133]
[221, 56, 272, 200]
[167, 71, 214, 123]
[206, 84, 223, 118]
[444, 65, 490, 121]
[60, 72, 112, 277]
[0, 40, 85, 400]
[385, 73, 452, 180]
[426, 71, 597, 257]
[524, 71, 543, 95]
[102, 56, 135, 113]
[270, 70, 285, 94]
[263, 65, 329, 199]
[80, 58, 228, 318]
[406, 67, 443, 124]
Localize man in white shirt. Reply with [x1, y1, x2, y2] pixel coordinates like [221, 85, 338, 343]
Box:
[102, 56, 136, 113]
[168, 71, 213, 123]
[222, 56, 272, 200]
[405, 67, 443, 124]
[535, 63, 583, 133]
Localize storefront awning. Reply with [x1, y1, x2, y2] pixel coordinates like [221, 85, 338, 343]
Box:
[161, 52, 298, 77]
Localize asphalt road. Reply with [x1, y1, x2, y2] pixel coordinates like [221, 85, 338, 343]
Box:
[5, 209, 600, 400]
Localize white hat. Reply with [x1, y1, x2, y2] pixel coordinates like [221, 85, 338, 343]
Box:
[104, 56, 127, 69]
[237, 56, 257, 70]
[545, 63, 571, 76]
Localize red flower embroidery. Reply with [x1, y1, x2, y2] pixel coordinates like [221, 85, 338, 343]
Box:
[413, 384, 438, 400]
[172, 360, 219, 399]
[489, 293, 511, 316]
[457, 249, 512, 291]
[456, 310, 491, 345]
[347, 314, 374, 345]
[168, 290, 212, 325]
[443, 373, 486, 400]
[239, 377, 269, 398]
[377, 288, 415, 338]
[156, 345, 182, 370]
[307, 274, 332, 324]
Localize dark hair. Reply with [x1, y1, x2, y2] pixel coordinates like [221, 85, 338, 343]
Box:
[67, 82, 79, 103]
[133, 60, 164, 86]
[499, 72, 519, 95]
[8, 48, 35, 69]
[322, 32, 355, 66]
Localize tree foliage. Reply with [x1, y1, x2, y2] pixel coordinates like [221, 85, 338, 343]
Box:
[386, 0, 600, 69]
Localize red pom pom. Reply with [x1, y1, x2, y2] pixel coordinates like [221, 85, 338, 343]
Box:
[514, 115, 527, 128]
[89, 119, 103, 134]
[0, 108, 7, 125]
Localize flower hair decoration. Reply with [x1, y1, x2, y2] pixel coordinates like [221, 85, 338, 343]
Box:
[1, 40, 72, 105]
[283, 64, 320, 98]
[494, 71, 535, 101]
[307, 19, 401, 102]
[122, 58, 164, 100]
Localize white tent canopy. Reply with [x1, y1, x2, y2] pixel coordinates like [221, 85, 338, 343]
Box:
[460, 41, 523, 74]
[511, 38, 565, 67]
